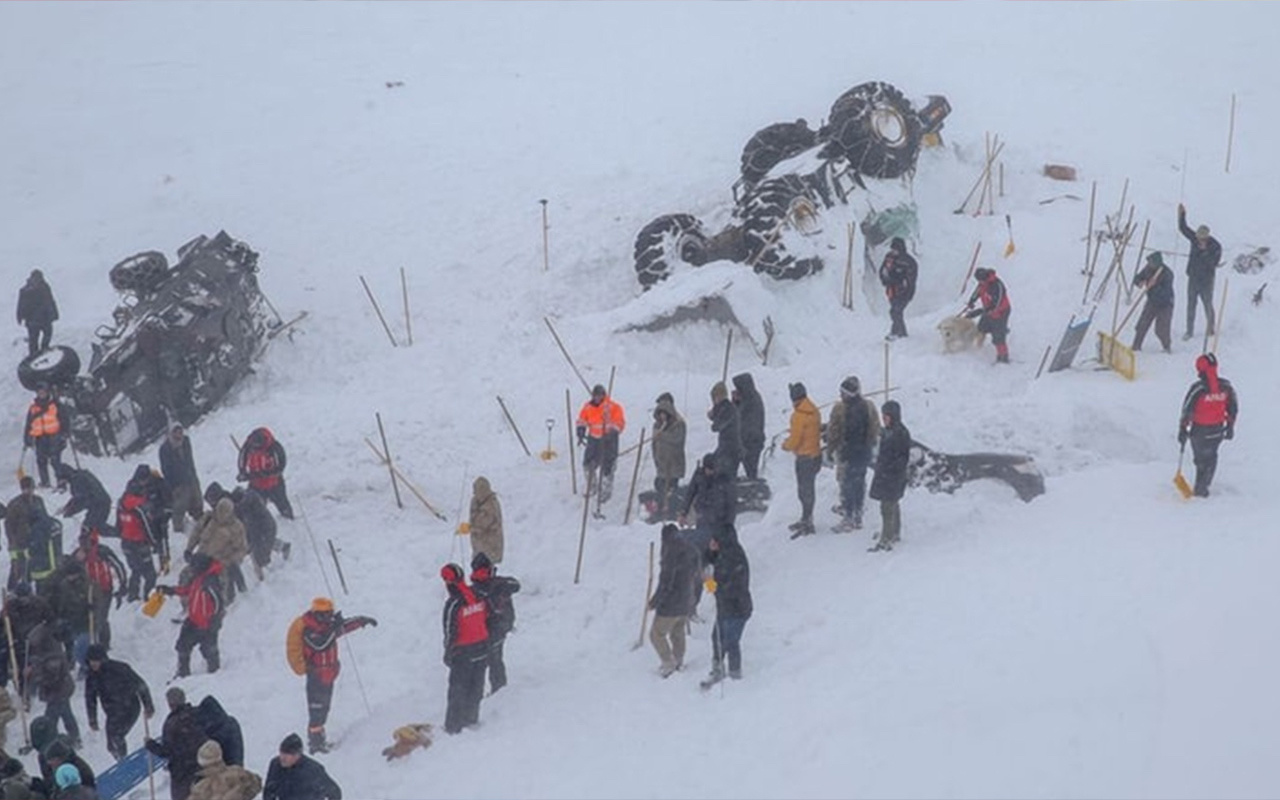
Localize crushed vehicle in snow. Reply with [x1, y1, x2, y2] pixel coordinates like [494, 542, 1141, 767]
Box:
[633, 80, 950, 289]
[16, 230, 292, 457]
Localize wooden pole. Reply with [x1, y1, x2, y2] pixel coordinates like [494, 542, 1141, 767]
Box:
[1110, 268, 1123, 339]
[632, 541, 656, 650]
[327, 539, 350, 595]
[998, 161, 1005, 198]
[954, 139, 1005, 214]
[1225, 93, 1236, 174]
[359, 275, 399, 348]
[974, 132, 993, 217]
[958, 241, 982, 299]
[1210, 277, 1229, 354]
[720, 329, 733, 384]
[143, 711, 158, 800]
[1126, 219, 1151, 305]
[1083, 181, 1097, 275]
[574, 483, 591, 585]
[1115, 178, 1129, 229]
[362, 438, 447, 520]
[1034, 344, 1052, 379]
[882, 339, 890, 400]
[496, 396, 532, 457]
[623, 427, 647, 526]
[842, 222, 855, 310]
[565, 388, 578, 495]
[375, 412, 403, 509]
[543, 317, 591, 392]
[400, 267, 413, 347]
[540, 199, 550, 272]
[3, 612, 29, 751]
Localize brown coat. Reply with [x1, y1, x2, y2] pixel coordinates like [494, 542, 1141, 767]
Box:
[651, 398, 687, 480]
[186, 498, 248, 566]
[826, 397, 881, 461]
[469, 477, 503, 564]
[189, 760, 263, 800]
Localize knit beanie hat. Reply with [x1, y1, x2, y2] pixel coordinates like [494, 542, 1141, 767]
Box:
[280, 733, 304, 755]
[788, 382, 806, 402]
[55, 763, 81, 789]
[198, 740, 224, 768]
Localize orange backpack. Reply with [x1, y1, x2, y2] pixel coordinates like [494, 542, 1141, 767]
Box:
[286, 616, 307, 676]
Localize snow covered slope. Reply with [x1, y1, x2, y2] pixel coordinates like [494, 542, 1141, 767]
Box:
[3, 3, 1279, 798]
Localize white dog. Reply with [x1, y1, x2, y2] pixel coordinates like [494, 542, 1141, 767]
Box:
[937, 315, 984, 354]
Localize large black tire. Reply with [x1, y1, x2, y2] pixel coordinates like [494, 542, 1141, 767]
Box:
[740, 177, 824, 281]
[740, 120, 818, 188]
[822, 81, 923, 180]
[109, 250, 170, 294]
[17, 345, 81, 391]
[633, 214, 710, 289]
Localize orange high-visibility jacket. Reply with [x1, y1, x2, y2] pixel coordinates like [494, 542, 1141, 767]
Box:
[26, 401, 61, 438]
[577, 397, 626, 439]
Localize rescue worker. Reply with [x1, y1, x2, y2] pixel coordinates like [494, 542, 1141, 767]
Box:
[24, 384, 69, 489]
[55, 464, 111, 535]
[469, 552, 520, 694]
[145, 687, 208, 800]
[964, 267, 1013, 364]
[5, 477, 47, 591]
[1177, 203, 1223, 341]
[116, 471, 158, 602]
[159, 424, 202, 534]
[575, 385, 626, 503]
[72, 528, 126, 651]
[84, 643, 155, 761]
[650, 392, 687, 520]
[237, 428, 293, 519]
[440, 563, 489, 734]
[157, 553, 224, 677]
[1178, 353, 1239, 498]
[1131, 250, 1176, 353]
[879, 236, 918, 339]
[296, 597, 376, 754]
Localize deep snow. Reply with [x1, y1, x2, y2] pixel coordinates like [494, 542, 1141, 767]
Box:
[2, 2, 1280, 798]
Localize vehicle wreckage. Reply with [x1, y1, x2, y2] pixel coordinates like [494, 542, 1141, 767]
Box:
[16, 231, 296, 457]
[638, 442, 1044, 525]
[633, 80, 950, 289]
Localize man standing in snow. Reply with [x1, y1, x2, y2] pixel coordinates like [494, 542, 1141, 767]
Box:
[879, 237, 918, 339]
[84, 643, 155, 761]
[827, 376, 880, 533]
[158, 553, 224, 677]
[263, 733, 341, 800]
[731, 373, 766, 480]
[237, 427, 293, 520]
[146, 687, 209, 800]
[707, 381, 743, 479]
[1177, 203, 1222, 341]
[440, 563, 489, 734]
[467, 476, 503, 565]
[159, 425, 202, 534]
[24, 384, 70, 489]
[470, 552, 520, 693]
[16, 269, 58, 356]
[1131, 251, 1175, 353]
[701, 525, 752, 688]
[1177, 353, 1238, 498]
[648, 523, 698, 677]
[650, 392, 687, 520]
[295, 597, 377, 753]
[576, 385, 626, 503]
[55, 463, 112, 536]
[780, 382, 821, 538]
[964, 267, 1012, 364]
[868, 400, 912, 552]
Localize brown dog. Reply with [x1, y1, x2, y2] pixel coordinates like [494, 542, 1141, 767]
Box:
[382, 724, 433, 761]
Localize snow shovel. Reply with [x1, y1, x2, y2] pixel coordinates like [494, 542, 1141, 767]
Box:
[1173, 442, 1194, 499]
[16, 445, 27, 481]
[1003, 214, 1016, 258]
[142, 589, 167, 618]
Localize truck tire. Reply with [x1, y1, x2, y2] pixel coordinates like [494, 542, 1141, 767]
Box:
[740, 120, 818, 189]
[633, 214, 710, 289]
[740, 177, 824, 281]
[109, 251, 170, 294]
[822, 81, 923, 180]
[18, 345, 81, 391]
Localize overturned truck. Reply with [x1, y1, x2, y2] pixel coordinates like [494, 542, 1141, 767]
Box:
[634, 80, 950, 289]
[17, 231, 286, 457]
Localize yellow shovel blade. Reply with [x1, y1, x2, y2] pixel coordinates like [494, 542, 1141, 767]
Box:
[142, 590, 166, 618]
[1003, 240, 1016, 258]
[1173, 470, 1194, 499]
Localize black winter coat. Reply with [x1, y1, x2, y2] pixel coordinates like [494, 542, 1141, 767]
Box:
[196, 695, 245, 767]
[147, 703, 209, 790]
[17, 276, 58, 327]
[731, 373, 765, 448]
[1178, 212, 1223, 281]
[1133, 261, 1175, 308]
[706, 528, 752, 620]
[234, 488, 277, 565]
[60, 468, 112, 526]
[681, 469, 736, 531]
[159, 436, 200, 490]
[649, 535, 699, 617]
[880, 250, 918, 304]
[263, 754, 342, 800]
[471, 573, 521, 639]
[869, 421, 912, 502]
[708, 399, 743, 474]
[85, 658, 154, 727]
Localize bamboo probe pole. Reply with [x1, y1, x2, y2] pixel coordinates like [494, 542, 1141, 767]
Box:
[359, 275, 399, 347]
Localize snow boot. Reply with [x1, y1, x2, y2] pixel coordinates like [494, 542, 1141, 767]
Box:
[599, 472, 614, 504]
[700, 666, 725, 691]
[789, 521, 815, 540]
[309, 727, 331, 754]
[831, 517, 857, 534]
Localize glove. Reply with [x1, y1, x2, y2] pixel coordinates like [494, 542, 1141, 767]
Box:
[703, 577, 718, 594]
[160, 555, 171, 575]
[1177, 202, 1185, 216]
[965, 308, 983, 319]
[362, 616, 378, 628]
[576, 426, 587, 447]
[1177, 429, 1188, 445]
[456, 521, 471, 535]
[157, 585, 174, 596]
[237, 471, 248, 482]
[89, 721, 99, 732]
[1225, 426, 1234, 440]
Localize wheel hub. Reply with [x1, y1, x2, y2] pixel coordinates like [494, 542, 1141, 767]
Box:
[871, 106, 907, 147]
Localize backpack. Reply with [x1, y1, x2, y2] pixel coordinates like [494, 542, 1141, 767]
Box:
[286, 616, 307, 676]
[481, 577, 519, 638]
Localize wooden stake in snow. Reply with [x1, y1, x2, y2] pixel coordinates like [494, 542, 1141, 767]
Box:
[632, 541, 655, 651]
[359, 275, 399, 347]
[565, 388, 578, 495]
[623, 427, 647, 526]
[400, 267, 413, 346]
[1225, 93, 1237, 174]
[842, 222, 855, 310]
[1034, 345, 1052, 380]
[720, 329, 733, 384]
[574, 483, 591, 585]
[540, 199, 551, 272]
[954, 138, 1005, 215]
[1126, 219, 1151, 306]
[1209, 277, 1229, 354]
[362, 438, 447, 520]
[882, 339, 891, 401]
[543, 317, 591, 393]
[376, 412, 403, 510]
[958, 241, 982, 299]
[1083, 181, 1097, 276]
[496, 395, 532, 457]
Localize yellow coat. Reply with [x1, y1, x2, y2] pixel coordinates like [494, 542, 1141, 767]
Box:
[781, 397, 822, 457]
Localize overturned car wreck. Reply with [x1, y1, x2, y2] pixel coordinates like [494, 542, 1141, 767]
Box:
[17, 231, 286, 457]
